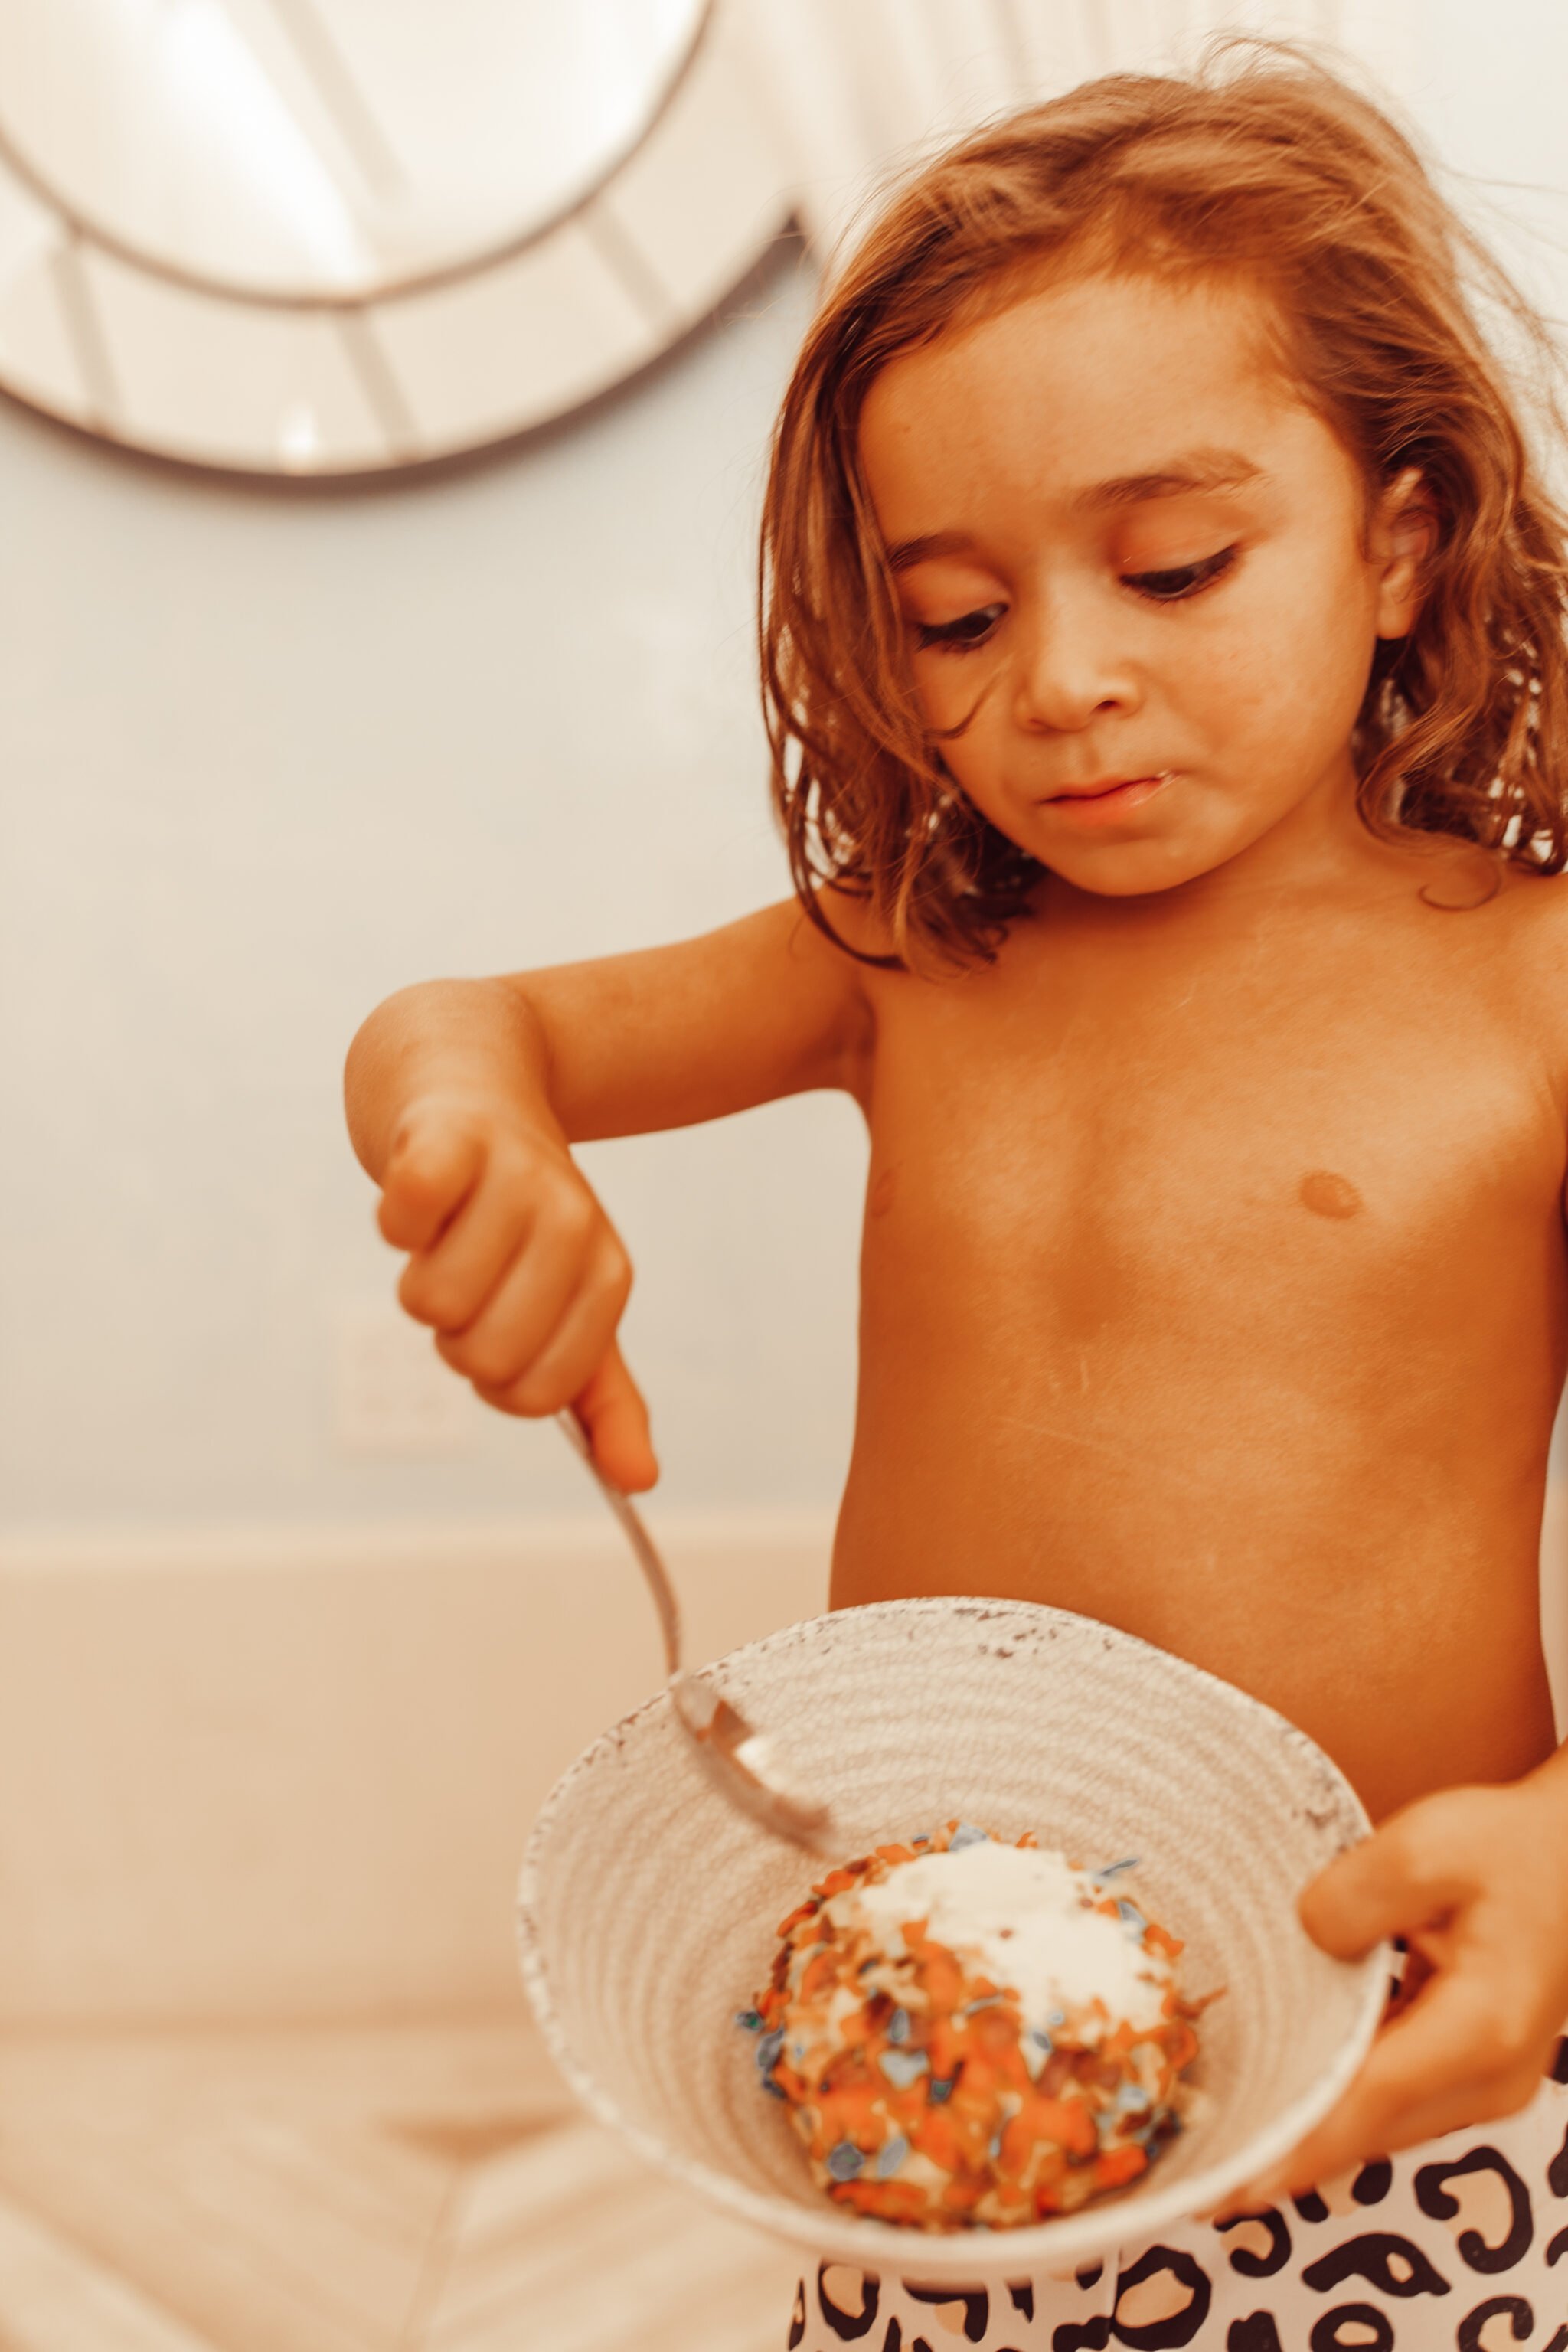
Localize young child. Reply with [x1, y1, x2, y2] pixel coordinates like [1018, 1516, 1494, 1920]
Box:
[345, 44, 1568, 2350]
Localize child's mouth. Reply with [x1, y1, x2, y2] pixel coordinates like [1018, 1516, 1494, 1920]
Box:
[1044, 772, 1173, 822]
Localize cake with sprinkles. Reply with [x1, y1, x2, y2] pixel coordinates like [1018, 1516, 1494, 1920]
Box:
[737, 1821, 1205, 2230]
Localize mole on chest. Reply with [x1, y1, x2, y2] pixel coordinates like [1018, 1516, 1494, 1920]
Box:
[1298, 1169, 1364, 1220]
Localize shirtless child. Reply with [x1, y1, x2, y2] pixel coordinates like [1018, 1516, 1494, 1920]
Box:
[345, 47, 1568, 2347]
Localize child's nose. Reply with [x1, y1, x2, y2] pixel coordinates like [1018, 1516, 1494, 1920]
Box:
[1011, 603, 1141, 733]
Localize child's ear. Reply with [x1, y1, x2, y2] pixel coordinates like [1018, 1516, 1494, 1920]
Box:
[1372, 464, 1439, 639]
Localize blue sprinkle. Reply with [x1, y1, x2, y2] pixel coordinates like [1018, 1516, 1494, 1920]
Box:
[1030, 2027, 1054, 2053]
[1115, 2082, 1152, 2115]
[1046, 2007, 1067, 2030]
[949, 1821, 990, 1851]
[756, 2029, 785, 2076]
[878, 2047, 929, 2090]
[761, 2076, 788, 2099]
[791, 2040, 808, 2066]
[959, 1994, 1002, 2018]
[827, 2141, 864, 2181]
[734, 2008, 763, 2033]
[929, 2073, 957, 2104]
[988, 2129, 1004, 2160]
[1116, 1899, 1148, 1936]
[912, 1836, 931, 1848]
[887, 2007, 913, 2045]
[1093, 1857, 1141, 1883]
[876, 2135, 910, 2179]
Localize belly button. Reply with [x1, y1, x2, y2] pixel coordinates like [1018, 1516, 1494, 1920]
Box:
[870, 1168, 898, 1217]
[1299, 1169, 1362, 1220]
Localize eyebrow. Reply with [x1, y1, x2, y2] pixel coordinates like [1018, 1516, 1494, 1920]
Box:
[884, 448, 1267, 573]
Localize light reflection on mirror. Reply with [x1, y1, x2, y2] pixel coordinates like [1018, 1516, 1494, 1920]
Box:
[0, 0, 708, 298]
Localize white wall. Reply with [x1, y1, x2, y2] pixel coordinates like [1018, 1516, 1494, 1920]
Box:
[0, 240, 867, 1537]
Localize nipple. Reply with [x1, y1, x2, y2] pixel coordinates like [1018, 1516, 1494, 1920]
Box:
[1299, 1170, 1362, 1221]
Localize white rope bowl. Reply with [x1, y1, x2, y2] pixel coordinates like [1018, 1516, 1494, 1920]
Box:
[517, 1596, 1389, 2285]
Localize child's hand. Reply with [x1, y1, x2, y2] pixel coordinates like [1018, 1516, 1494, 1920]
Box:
[1215, 1775, 1568, 2217]
[377, 1092, 658, 1493]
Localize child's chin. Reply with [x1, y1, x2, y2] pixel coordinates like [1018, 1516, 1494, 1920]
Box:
[1045, 841, 1220, 898]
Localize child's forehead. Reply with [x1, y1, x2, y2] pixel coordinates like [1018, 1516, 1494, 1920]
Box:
[858, 270, 1313, 516]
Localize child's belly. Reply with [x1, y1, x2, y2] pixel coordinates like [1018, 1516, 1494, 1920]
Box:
[832, 1080, 1568, 1821]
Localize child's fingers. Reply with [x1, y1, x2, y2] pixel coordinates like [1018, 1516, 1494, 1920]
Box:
[397, 1176, 534, 1333]
[573, 1343, 658, 1493]
[378, 1119, 486, 1253]
[433, 1223, 586, 1395]
[1298, 1814, 1468, 1960]
[475, 1244, 632, 1421]
[1226, 1966, 1539, 2210]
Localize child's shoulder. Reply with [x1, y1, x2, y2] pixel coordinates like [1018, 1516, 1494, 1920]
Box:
[1471, 858, 1568, 1090]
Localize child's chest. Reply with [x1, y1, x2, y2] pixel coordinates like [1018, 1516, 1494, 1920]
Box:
[858, 911, 1568, 1335]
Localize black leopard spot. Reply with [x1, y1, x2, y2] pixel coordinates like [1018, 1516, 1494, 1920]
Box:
[818, 2263, 881, 2340]
[789, 2277, 806, 2350]
[1077, 2264, 1105, 2288]
[1292, 2190, 1331, 2223]
[1547, 2223, 1568, 2265]
[1351, 2161, 1393, 2206]
[1217, 2207, 1292, 2277]
[1109, 2246, 1214, 2348]
[1456, 2295, 1534, 2350]
[880, 2325, 901, 2352]
[1550, 2037, 1568, 2087]
[1544, 2329, 1568, 2352]
[1415, 2148, 1534, 2274]
[1549, 2121, 1568, 2199]
[1051, 2319, 1113, 2352]
[1009, 2283, 1035, 2320]
[1227, 2318, 1285, 2352]
[903, 2282, 988, 2343]
[1302, 2233, 1451, 2298]
[1309, 2304, 1394, 2352]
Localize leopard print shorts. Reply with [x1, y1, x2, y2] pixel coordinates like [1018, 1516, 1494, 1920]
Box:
[786, 2037, 1568, 2351]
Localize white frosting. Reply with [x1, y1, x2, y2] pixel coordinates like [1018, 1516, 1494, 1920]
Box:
[826, 1843, 1168, 2034]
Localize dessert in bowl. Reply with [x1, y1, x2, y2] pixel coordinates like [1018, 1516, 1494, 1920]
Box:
[517, 1596, 1389, 2283]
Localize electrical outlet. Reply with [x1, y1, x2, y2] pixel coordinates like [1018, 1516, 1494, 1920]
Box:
[334, 1300, 481, 1458]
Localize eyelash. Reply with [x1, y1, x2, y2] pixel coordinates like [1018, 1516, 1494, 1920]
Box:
[913, 545, 1240, 655]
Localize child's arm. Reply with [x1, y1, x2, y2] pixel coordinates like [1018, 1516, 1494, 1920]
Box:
[343, 896, 871, 1491]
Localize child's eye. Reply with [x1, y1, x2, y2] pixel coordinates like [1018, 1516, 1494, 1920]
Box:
[913, 603, 1006, 653]
[1122, 546, 1238, 603]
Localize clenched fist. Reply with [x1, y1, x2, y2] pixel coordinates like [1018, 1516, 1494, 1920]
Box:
[376, 1091, 657, 1493]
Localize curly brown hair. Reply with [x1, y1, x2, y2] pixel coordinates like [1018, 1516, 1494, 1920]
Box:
[759, 38, 1568, 971]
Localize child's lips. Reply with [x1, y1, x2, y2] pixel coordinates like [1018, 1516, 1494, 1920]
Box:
[1042, 771, 1174, 822]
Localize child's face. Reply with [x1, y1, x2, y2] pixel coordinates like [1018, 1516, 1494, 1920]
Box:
[858, 270, 1428, 899]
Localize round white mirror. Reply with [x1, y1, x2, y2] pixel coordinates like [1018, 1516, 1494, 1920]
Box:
[0, 0, 707, 300]
[0, 0, 792, 476]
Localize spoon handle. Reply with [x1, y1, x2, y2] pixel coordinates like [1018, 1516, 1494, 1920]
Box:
[554, 1410, 681, 1679]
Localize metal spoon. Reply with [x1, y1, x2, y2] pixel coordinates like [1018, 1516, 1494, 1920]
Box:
[556, 1411, 831, 1851]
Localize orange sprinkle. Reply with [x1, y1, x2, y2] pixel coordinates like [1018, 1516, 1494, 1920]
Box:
[813, 1869, 858, 1898]
[911, 2109, 963, 2173]
[799, 1951, 839, 2001]
[1094, 2143, 1149, 2191]
[1164, 2022, 1199, 2070]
